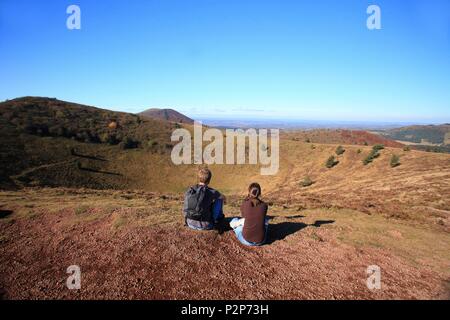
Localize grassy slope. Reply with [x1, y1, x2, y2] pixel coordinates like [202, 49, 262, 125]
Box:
[1, 188, 449, 299]
[2, 128, 449, 224]
[385, 124, 450, 145]
[1, 97, 449, 233]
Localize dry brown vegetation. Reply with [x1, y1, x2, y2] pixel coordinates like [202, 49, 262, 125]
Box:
[284, 129, 405, 148]
[0, 188, 449, 299]
[1, 98, 449, 299]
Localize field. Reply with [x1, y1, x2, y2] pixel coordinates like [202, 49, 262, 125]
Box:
[1, 98, 449, 299]
[1, 188, 449, 299]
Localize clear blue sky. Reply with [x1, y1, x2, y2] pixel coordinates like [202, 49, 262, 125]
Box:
[0, 0, 449, 122]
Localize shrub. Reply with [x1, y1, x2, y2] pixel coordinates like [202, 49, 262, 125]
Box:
[99, 132, 110, 143]
[301, 176, 314, 187]
[106, 134, 119, 145]
[373, 144, 385, 151]
[335, 145, 345, 155]
[390, 154, 401, 167]
[357, 149, 362, 154]
[363, 149, 380, 165]
[147, 139, 158, 148]
[363, 144, 386, 165]
[311, 144, 316, 150]
[326, 155, 339, 168]
[90, 133, 101, 143]
[403, 146, 411, 152]
[76, 131, 93, 143]
[48, 125, 61, 136]
[119, 136, 139, 149]
[305, 138, 311, 143]
[20, 123, 36, 134]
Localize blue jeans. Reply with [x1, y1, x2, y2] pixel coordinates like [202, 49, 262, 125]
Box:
[231, 217, 269, 246]
[187, 199, 224, 231]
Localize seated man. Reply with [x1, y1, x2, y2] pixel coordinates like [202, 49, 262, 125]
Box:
[183, 167, 226, 231]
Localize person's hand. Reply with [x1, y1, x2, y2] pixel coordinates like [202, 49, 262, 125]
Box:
[220, 194, 227, 204]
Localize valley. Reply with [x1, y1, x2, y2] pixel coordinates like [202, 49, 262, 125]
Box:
[0, 97, 449, 299]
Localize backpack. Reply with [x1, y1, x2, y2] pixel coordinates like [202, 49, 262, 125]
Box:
[184, 185, 212, 222]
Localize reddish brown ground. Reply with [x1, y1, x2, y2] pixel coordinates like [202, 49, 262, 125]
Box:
[340, 130, 404, 148]
[0, 191, 448, 300]
[283, 129, 404, 147]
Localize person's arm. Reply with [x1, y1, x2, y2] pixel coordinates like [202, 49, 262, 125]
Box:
[211, 188, 226, 204]
[182, 189, 190, 218]
[263, 203, 268, 217]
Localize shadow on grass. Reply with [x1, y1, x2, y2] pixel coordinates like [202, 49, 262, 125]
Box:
[71, 149, 107, 162]
[0, 210, 13, 219]
[266, 220, 335, 244]
[266, 214, 306, 221]
[79, 166, 122, 176]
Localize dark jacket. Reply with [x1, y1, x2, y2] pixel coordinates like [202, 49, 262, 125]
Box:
[241, 198, 268, 243]
[183, 184, 221, 229]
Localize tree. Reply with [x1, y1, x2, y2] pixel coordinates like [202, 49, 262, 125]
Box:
[363, 144, 385, 165]
[363, 149, 380, 165]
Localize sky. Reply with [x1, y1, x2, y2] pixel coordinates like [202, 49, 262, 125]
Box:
[0, 0, 449, 123]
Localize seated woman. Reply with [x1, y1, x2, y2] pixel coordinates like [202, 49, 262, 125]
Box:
[230, 183, 269, 246]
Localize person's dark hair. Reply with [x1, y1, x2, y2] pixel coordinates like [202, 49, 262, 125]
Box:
[248, 182, 262, 206]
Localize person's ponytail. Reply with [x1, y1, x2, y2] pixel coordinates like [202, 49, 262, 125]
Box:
[248, 183, 262, 206]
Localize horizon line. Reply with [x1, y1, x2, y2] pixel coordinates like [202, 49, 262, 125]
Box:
[2, 96, 449, 126]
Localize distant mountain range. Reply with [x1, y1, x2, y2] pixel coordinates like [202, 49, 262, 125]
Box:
[139, 108, 194, 124]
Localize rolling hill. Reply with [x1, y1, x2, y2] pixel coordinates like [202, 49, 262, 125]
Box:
[381, 124, 450, 145]
[139, 108, 194, 124]
[283, 129, 404, 147]
[0, 97, 176, 189]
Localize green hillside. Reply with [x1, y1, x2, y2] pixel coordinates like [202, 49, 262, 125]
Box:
[384, 124, 450, 145]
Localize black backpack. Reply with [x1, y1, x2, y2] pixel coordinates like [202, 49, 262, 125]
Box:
[184, 185, 212, 222]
